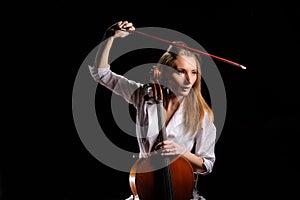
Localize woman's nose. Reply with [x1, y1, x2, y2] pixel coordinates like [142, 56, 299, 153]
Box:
[185, 74, 191, 84]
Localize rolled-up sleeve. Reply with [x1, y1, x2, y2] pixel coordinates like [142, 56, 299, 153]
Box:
[88, 65, 111, 82]
[194, 113, 216, 175]
[88, 64, 143, 106]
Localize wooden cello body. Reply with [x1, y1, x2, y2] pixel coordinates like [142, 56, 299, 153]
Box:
[129, 154, 195, 200]
[129, 81, 195, 200]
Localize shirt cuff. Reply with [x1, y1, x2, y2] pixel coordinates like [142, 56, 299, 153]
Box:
[195, 158, 211, 176]
[88, 64, 110, 81]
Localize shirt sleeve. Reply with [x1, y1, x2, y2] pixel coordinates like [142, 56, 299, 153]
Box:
[88, 64, 144, 106]
[194, 112, 217, 175]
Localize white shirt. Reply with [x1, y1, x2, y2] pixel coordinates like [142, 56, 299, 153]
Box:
[89, 65, 216, 175]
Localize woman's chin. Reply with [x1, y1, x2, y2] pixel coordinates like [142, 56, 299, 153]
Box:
[174, 90, 190, 98]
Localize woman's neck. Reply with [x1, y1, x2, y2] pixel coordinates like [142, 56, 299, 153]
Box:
[165, 93, 183, 111]
[163, 94, 183, 126]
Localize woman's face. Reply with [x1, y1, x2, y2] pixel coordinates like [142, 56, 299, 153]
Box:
[164, 55, 198, 97]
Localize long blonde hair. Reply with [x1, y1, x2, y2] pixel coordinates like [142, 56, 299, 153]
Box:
[156, 41, 214, 133]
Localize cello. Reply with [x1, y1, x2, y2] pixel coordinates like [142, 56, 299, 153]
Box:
[129, 68, 195, 200]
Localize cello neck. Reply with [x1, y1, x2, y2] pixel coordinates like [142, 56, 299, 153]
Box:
[152, 81, 174, 200]
[151, 81, 168, 143]
[156, 100, 167, 143]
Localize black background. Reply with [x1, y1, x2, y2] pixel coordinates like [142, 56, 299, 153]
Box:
[2, 1, 299, 200]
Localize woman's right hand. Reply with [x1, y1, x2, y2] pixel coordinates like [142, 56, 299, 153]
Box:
[104, 21, 135, 39]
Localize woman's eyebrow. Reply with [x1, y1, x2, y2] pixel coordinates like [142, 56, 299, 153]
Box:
[175, 66, 198, 71]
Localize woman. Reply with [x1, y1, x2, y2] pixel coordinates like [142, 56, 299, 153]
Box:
[89, 21, 216, 200]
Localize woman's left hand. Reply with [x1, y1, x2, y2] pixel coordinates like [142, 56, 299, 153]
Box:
[155, 140, 188, 156]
